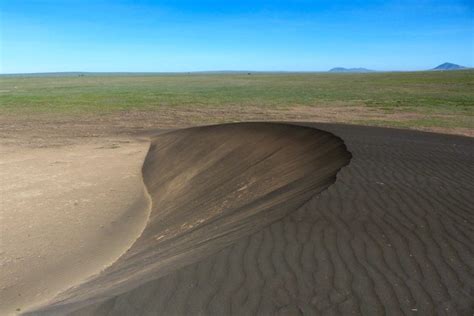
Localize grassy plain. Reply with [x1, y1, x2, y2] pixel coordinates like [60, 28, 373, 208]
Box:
[0, 70, 473, 136]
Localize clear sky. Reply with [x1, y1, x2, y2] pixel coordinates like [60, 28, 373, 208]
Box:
[1, 0, 473, 73]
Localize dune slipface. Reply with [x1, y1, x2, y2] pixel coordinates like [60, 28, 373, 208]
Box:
[28, 122, 351, 314]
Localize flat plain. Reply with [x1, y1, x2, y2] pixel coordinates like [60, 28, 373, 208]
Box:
[1, 70, 473, 140]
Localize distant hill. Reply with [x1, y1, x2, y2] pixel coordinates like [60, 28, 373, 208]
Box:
[432, 62, 466, 71]
[329, 67, 374, 73]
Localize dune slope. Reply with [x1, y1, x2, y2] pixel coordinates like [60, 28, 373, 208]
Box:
[63, 123, 474, 315]
[28, 122, 351, 314]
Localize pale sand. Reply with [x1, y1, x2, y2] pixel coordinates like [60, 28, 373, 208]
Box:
[0, 140, 151, 315]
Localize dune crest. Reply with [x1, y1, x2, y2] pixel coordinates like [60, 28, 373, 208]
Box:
[27, 123, 351, 315]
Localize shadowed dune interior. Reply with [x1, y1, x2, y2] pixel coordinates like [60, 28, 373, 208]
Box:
[27, 122, 351, 315]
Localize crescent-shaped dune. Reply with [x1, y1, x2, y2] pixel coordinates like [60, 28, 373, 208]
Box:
[27, 122, 351, 315]
[28, 122, 474, 315]
[68, 123, 473, 316]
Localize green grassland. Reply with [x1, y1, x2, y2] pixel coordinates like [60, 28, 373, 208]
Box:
[1, 70, 473, 132]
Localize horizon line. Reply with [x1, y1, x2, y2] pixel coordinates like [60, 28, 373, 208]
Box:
[1, 68, 472, 76]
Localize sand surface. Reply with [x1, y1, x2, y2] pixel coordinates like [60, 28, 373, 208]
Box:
[27, 123, 350, 314]
[2, 122, 473, 315]
[0, 141, 151, 315]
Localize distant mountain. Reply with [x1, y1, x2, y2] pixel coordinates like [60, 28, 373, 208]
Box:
[432, 62, 466, 71]
[329, 67, 374, 73]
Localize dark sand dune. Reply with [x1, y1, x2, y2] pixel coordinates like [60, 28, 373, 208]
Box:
[27, 123, 474, 315]
[27, 122, 351, 315]
[59, 123, 474, 316]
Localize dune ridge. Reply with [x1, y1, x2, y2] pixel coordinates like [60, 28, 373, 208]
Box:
[27, 122, 351, 315]
[63, 123, 473, 316]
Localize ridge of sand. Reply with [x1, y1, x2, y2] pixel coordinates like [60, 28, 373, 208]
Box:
[27, 122, 351, 315]
[18, 122, 473, 315]
[0, 140, 152, 315]
[64, 123, 474, 316]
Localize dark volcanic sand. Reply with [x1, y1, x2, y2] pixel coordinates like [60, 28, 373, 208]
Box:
[29, 123, 474, 315]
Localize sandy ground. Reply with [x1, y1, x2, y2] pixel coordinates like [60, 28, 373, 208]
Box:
[0, 140, 151, 315]
[31, 123, 473, 316]
[27, 123, 349, 315]
[1, 116, 473, 316]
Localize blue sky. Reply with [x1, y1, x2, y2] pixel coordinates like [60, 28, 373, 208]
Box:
[1, 0, 473, 73]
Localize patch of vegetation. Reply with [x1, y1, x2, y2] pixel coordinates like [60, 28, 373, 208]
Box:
[1, 70, 472, 131]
